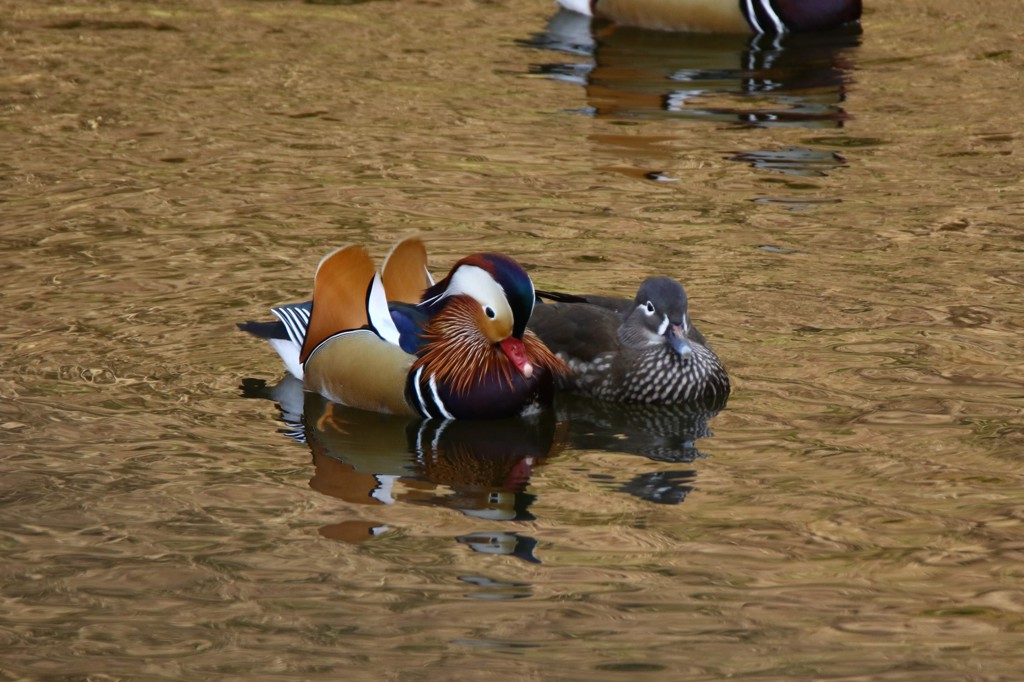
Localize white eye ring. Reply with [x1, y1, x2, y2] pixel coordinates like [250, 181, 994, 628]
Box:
[484, 306, 496, 319]
[644, 301, 656, 315]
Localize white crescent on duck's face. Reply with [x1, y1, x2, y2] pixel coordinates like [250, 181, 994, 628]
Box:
[443, 264, 515, 343]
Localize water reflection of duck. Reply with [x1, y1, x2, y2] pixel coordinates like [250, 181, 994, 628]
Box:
[302, 389, 567, 524]
[556, 0, 861, 34]
[556, 393, 721, 463]
[246, 371, 721, 467]
[526, 11, 860, 131]
[554, 394, 721, 505]
[241, 371, 723, 553]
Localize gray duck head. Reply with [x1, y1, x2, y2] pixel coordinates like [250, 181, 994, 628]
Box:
[617, 277, 694, 356]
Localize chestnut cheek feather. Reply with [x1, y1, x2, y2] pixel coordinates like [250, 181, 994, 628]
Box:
[500, 337, 534, 379]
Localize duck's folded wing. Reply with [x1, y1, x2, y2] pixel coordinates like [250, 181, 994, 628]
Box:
[528, 302, 621, 362]
[304, 329, 417, 416]
[387, 301, 430, 355]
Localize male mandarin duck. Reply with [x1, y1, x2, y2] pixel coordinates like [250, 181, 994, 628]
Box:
[556, 0, 861, 34]
[239, 238, 566, 420]
[528, 277, 729, 405]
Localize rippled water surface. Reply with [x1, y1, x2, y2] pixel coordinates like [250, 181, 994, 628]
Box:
[3, 0, 1024, 679]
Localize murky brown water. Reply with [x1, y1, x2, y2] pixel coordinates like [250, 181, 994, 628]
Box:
[3, 0, 1024, 678]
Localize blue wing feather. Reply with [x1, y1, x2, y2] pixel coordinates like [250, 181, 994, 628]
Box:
[389, 301, 430, 354]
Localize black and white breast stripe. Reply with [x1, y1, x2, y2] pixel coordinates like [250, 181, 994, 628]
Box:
[271, 302, 312, 345]
[409, 366, 455, 420]
[740, 0, 786, 34]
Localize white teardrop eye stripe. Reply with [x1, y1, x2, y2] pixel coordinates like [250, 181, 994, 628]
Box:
[641, 301, 656, 316]
[446, 264, 513, 324]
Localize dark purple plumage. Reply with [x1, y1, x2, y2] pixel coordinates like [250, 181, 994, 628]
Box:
[771, 0, 861, 32]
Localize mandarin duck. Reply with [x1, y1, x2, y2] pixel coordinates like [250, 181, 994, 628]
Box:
[528, 277, 729, 406]
[556, 0, 861, 34]
[239, 239, 566, 420]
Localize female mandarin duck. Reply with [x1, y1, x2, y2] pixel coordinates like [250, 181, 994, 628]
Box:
[556, 0, 861, 34]
[528, 277, 729, 405]
[240, 238, 566, 420]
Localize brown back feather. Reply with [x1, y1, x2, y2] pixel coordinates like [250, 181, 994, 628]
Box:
[300, 245, 375, 363]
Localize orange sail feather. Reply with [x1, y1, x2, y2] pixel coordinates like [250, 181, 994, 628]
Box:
[299, 245, 375, 363]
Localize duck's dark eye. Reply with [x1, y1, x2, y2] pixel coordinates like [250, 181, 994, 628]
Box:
[645, 301, 655, 315]
[485, 306, 496, 319]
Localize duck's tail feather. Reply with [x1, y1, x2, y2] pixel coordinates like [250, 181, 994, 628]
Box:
[535, 288, 589, 304]
[238, 301, 313, 380]
[271, 301, 312, 346]
[237, 319, 288, 340]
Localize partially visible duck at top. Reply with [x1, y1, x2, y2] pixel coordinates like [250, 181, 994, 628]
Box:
[556, 0, 862, 34]
[528, 277, 729, 406]
[239, 238, 566, 420]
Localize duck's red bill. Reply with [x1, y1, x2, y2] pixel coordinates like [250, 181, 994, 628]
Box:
[500, 338, 534, 379]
